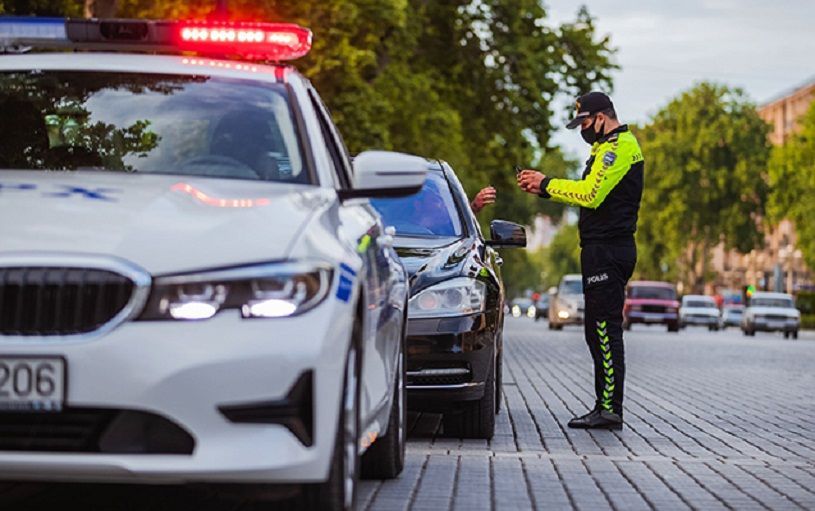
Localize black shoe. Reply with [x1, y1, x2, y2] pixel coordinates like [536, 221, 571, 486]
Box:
[568, 409, 623, 430]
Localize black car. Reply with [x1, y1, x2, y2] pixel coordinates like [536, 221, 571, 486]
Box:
[371, 161, 526, 439]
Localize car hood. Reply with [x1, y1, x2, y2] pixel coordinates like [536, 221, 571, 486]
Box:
[747, 307, 799, 318]
[0, 171, 325, 274]
[393, 236, 479, 294]
[555, 294, 584, 306]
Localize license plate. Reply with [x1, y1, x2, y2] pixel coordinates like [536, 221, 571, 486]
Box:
[0, 357, 65, 412]
[644, 313, 663, 322]
[767, 321, 785, 329]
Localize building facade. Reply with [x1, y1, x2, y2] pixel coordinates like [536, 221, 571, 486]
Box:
[711, 78, 814, 295]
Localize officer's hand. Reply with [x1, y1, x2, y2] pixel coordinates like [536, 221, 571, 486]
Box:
[517, 170, 546, 195]
[470, 186, 496, 214]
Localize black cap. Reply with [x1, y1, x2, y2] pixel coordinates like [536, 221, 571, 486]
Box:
[566, 91, 614, 129]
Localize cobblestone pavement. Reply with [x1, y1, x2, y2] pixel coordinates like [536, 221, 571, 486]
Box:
[359, 319, 815, 511]
[1, 319, 814, 510]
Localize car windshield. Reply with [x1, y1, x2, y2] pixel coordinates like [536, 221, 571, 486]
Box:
[751, 298, 795, 308]
[560, 280, 583, 295]
[370, 171, 463, 237]
[0, 71, 308, 183]
[686, 300, 716, 308]
[629, 286, 677, 300]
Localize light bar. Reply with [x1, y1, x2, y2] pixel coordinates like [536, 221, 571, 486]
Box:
[0, 16, 312, 61]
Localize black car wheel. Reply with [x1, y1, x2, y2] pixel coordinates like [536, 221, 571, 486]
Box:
[442, 359, 495, 440]
[494, 334, 503, 414]
[360, 335, 406, 480]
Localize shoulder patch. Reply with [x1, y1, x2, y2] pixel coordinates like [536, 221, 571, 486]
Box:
[602, 151, 617, 167]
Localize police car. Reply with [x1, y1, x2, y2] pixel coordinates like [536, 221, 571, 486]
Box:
[0, 17, 428, 510]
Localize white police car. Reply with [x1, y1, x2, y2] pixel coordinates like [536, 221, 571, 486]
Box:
[0, 17, 427, 510]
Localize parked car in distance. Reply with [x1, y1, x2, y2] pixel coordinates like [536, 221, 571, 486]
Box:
[742, 291, 800, 339]
[548, 274, 584, 330]
[534, 294, 551, 321]
[679, 295, 721, 331]
[511, 298, 535, 318]
[721, 305, 744, 328]
[623, 281, 680, 332]
[371, 160, 527, 440]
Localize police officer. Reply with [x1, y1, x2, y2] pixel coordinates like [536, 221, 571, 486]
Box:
[516, 91, 643, 429]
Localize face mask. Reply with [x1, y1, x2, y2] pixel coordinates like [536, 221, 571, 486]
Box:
[580, 116, 604, 145]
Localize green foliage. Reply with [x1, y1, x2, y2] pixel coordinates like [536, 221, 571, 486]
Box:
[635, 83, 772, 292]
[767, 101, 815, 270]
[796, 291, 815, 315]
[11, 0, 618, 299]
[0, 0, 82, 16]
[543, 221, 581, 284]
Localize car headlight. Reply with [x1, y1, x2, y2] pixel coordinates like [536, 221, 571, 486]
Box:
[139, 261, 333, 320]
[409, 277, 486, 319]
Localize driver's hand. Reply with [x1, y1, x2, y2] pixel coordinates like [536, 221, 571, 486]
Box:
[470, 186, 496, 214]
[517, 170, 546, 195]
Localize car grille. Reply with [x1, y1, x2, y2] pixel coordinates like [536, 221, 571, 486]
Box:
[642, 305, 667, 313]
[0, 267, 135, 336]
[0, 408, 194, 454]
[764, 314, 789, 321]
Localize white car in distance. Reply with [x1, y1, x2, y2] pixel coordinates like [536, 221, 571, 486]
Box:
[742, 291, 800, 339]
[679, 295, 721, 331]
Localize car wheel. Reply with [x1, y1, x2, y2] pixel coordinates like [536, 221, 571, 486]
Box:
[494, 335, 503, 415]
[300, 326, 361, 511]
[623, 321, 631, 331]
[784, 331, 790, 339]
[793, 330, 799, 339]
[667, 324, 679, 333]
[360, 334, 406, 480]
[442, 359, 496, 440]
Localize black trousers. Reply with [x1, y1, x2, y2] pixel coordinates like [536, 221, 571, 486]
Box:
[580, 242, 637, 416]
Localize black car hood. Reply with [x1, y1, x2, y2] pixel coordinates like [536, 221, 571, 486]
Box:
[394, 236, 483, 295]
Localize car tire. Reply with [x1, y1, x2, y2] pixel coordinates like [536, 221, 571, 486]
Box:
[299, 324, 361, 511]
[793, 330, 799, 339]
[442, 359, 495, 440]
[494, 334, 503, 415]
[623, 321, 631, 331]
[784, 331, 790, 339]
[360, 334, 406, 480]
[667, 324, 679, 332]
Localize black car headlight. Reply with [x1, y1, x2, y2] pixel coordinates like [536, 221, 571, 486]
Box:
[409, 277, 486, 319]
[139, 262, 333, 320]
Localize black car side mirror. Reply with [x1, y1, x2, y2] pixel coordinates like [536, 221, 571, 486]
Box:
[485, 219, 526, 248]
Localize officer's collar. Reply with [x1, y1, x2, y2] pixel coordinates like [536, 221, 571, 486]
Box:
[594, 124, 629, 146]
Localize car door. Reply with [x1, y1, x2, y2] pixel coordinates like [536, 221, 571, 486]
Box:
[305, 86, 401, 421]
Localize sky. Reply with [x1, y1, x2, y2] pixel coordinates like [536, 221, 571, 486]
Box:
[543, 0, 815, 159]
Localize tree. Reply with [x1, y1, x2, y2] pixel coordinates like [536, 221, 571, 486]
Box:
[635, 83, 771, 293]
[767, 101, 815, 270]
[544, 220, 580, 283]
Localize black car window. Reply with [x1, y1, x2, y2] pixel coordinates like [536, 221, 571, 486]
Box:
[629, 286, 677, 300]
[751, 298, 794, 308]
[560, 280, 583, 294]
[0, 71, 308, 183]
[686, 300, 715, 308]
[370, 171, 463, 237]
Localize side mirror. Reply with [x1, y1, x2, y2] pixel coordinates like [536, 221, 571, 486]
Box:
[339, 150, 428, 200]
[485, 219, 526, 248]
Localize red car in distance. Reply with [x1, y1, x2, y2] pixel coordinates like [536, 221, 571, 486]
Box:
[623, 281, 680, 332]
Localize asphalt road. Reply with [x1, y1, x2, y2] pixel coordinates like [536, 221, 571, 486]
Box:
[2, 318, 814, 510]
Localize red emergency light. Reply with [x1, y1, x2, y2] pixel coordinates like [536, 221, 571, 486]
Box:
[175, 21, 312, 60]
[0, 17, 312, 61]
